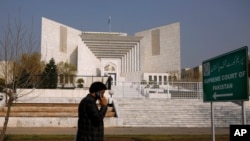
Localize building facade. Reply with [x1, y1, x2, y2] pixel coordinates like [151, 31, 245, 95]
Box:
[181, 65, 203, 82]
[0, 61, 14, 85]
[41, 17, 180, 83]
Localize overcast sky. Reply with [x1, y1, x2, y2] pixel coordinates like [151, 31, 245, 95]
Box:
[1, 0, 249, 68]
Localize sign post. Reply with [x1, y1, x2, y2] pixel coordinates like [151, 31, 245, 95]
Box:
[203, 46, 249, 102]
[202, 46, 249, 141]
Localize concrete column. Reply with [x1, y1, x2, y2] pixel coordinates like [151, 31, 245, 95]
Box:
[126, 53, 129, 72]
[127, 51, 130, 72]
[133, 45, 137, 72]
[121, 56, 124, 72]
[124, 55, 127, 72]
[132, 47, 135, 72]
[129, 49, 133, 72]
[133, 45, 136, 72]
[136, 42, 140, 71]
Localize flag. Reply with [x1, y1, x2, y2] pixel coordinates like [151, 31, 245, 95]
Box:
[108, 16, 111, 24]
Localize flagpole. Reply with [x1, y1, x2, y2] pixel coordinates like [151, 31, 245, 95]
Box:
[109, 16, 111, 32]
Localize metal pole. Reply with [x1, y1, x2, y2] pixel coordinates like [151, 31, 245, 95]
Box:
[109, 16, 111, 32]
[242, 101, 246, 125]
[211, 102, 215, 141]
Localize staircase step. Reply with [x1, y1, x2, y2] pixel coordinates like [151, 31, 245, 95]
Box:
[0, 103, 116, 118]
[114, 97, 250, 127]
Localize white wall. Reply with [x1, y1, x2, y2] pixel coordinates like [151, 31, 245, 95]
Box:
[41, 17, 101, 75]
[15, 89, 111, 103]
[41, 17, 78, 64]
[135, 22, 181, 74]
[41, 17, 181, 81]
[77, 40, 101, 76]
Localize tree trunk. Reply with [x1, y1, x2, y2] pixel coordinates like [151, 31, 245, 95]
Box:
[0, 98, 13, 141]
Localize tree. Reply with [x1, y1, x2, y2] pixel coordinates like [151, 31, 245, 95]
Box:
[77, 78, 84, 88]
[15, 53, 45, 88]
[0, 17, 39, 141]
[16, 69, 30, 88]
[0, 78, 4, 91]
[40, 58, 58, 89]
[57, 61, 76, 87]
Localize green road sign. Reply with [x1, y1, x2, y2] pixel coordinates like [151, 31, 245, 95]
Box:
[203, 46, 249, 102]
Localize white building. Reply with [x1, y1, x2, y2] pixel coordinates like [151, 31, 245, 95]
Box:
[41, 17, 180, 83]
[0, 61, 14, 84]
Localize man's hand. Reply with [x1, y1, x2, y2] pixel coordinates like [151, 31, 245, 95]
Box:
[99, 96, 108, 106]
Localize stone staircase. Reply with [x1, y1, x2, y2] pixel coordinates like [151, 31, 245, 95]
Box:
[1, 86, 250, 128]
[0, 103, 116, 127]
[112, 85, 142, 98]
[0, 103, 116, 117]
[113, 98, 250, 127]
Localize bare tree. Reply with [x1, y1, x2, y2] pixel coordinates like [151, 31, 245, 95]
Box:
[15, 52, 45, 88]
[0, 16, 41, 141]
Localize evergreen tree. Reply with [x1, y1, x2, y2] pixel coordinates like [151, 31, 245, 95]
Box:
[41, 58, 58, 88]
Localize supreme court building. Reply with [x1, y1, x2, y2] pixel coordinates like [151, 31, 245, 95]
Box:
[41, 17, 180, 83]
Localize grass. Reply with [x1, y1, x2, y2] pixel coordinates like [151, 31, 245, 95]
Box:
[4, 134, 229, 141]
[4, 135, 73, 141]
[105, 135, 229, 141]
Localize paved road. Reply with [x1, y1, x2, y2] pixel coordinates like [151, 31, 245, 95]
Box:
[6, 127, 229, 135]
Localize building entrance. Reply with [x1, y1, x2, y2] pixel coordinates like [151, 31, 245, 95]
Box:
[107, 73, 116, 86]
[104, 62, 117, 86]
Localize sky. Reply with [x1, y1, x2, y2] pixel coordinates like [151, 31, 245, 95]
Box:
[0, 0, 250, 68]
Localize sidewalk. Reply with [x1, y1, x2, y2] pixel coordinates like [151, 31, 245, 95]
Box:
[6, 127, 229, 135]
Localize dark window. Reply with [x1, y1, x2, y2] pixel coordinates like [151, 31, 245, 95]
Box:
[154, 76, 157, 82]
[149, 75, 152, 81]
[159, 76, 162, 85]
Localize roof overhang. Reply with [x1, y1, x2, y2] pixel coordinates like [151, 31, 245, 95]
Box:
[80, 32, 143, 59]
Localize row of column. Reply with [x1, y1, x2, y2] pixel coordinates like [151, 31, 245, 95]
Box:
[121, 42, 140, 73]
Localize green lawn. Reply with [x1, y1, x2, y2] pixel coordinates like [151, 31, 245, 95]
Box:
[4, 134, 229, 141]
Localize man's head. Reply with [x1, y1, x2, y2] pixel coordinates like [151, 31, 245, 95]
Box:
[89, 82, 107, 99]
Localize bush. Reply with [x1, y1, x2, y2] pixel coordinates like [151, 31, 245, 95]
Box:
[77, 78, 84, 88]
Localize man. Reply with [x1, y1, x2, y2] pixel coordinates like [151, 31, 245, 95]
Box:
[76, 82, 108, 141]
[105, 75, 113, 90]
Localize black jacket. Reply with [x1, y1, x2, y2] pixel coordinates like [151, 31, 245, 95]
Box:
[76, 94, 107, 141]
